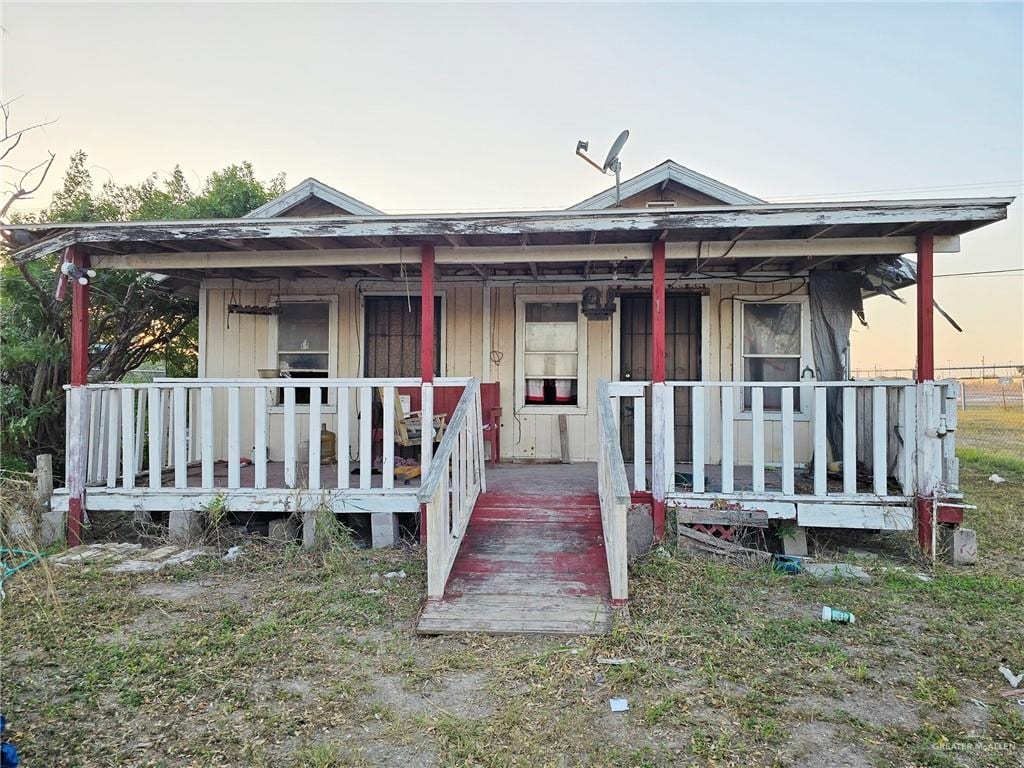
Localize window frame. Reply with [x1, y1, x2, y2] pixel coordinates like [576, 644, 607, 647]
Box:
[514, 294, 588, 414]
[732, 294, 812, 420]
[267, 295, 339, 412]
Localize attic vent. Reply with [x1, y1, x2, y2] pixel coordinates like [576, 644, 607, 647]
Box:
[646, 200, 676, 209]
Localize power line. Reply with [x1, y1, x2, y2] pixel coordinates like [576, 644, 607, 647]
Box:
[935, 268, 1024, 278]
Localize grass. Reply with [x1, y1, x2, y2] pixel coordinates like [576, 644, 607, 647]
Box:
[1, 453, 1023, 767]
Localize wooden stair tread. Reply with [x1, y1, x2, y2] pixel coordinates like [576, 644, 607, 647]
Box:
[418, 594, 612, 635]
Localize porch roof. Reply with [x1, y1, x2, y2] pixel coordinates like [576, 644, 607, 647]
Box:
[4, 196, 1012, 267]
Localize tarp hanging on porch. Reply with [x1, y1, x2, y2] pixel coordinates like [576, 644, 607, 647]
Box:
[809, 271, 865, 460]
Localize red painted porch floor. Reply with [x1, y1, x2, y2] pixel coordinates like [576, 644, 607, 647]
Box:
[417, 464, 614, 635]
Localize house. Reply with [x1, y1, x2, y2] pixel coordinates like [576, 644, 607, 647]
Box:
[3, 160, 1012, 633]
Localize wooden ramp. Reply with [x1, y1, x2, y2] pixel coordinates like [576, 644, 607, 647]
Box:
[417, 490, 614, 635]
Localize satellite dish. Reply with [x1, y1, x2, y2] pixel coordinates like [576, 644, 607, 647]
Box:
[602, 130, 630, 172]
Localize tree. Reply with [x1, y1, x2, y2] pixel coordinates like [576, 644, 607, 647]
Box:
[1, 122, 285, 471]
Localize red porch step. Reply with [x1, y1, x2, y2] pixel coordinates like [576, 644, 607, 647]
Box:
[417, 491, 614, 635]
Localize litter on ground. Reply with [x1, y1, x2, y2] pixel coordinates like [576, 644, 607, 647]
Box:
[609, 698, 629, 713]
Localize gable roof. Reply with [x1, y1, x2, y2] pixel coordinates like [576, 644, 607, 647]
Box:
[569, 159, 765, 210]
[245, 177, 382, 218]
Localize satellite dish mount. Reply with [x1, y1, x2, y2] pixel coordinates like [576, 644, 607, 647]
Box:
[575, 130, 630, 206]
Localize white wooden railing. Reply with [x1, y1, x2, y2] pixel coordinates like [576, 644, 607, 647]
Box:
[67, 377, 472, 493]
[597, 380, 630, 603]
[609, 379, 960, 502]
[420, 379, 486, 599]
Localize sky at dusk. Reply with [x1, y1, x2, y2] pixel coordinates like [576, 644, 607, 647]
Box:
[3, 2, 1022, 370]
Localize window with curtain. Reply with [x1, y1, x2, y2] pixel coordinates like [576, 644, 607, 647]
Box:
[741, 301, 803, 410]
[523, 302, 580, 406]
[277, 302, 330, 404]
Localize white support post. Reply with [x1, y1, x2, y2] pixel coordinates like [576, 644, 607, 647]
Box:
[751, 386, 765, 493]
[121, 389, 135, 490]
[359, 386, 371, 490]
[843, 387, 857, 495]
[148, 387, 162, 489]
[872, 386, 887, 496]
[308, 387, 322, 490]
[254, 386, 268, 489]
[106, 389, 121, 489]
[692, 385, 705, 493]
[721, 385, 734, 494]
[284, 386, 297, 489]
[781, 387, 795, 495]
[663, 386, 675, 493]
[173, 386, 187, 489]
[337, 386, 350, 489]
[421, 383, 434, 472]
[201, 387, 214, 489]
[813, 386, 827, 497]
[227, 386, 241, 489]
[632, 394, 646, 492]
[381, 386, 394, 490]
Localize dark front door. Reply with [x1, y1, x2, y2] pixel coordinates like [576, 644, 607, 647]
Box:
[363, 296, 442, 377]
[619, 294, 701, 462]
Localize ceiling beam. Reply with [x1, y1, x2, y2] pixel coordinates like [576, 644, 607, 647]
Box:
[444, 233, 468, 248]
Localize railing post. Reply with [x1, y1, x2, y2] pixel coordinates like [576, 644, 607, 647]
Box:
[651, 382, 667, 535]
[66, 246, 91, 547]
[916, 234, 936, 553]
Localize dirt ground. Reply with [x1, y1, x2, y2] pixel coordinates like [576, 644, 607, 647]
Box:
[1, 455, 1022, 767]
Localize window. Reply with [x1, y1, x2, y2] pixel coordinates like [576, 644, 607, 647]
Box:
[277, 301, 330, 404]
[518, 299, 586, 409]
[740, 301, 804, 410]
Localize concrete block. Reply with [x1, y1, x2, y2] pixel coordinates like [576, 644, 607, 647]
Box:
[302, 510, 317, 550]
[781, 527, 808, 557]
[948, 527, 978, 566]
[370, 512, 399, 548]
[804, 562, 872, 583]
[168, 510, 202, 543]
[268, 517, 299, 545]
[40, 508, 65, 546]
[627, 503, 654, 559]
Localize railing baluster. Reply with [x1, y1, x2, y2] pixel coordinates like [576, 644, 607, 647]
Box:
[106, 390, 120, 489]
[872, 386, 887, 496]
[337, 386, 350, 489]
[284, 386, 297, 489]
[692, 385, 705, 493]
[201, 387, 214, 488]
[148, 386, 162, 489]
[900, 384, 915, 495]
[381, 386, 394, 490]
[134, 388, 148, 472]
[87, 389, 100, 484]
[814, 386, 827, 496]
[633, 394, 646, 492]
[359, 386, 371, 490]
[163, 389, 173, 469]
[173, 387, 187, 489]
[751, 386, 765, 493]
[308, 387, 321, 490]
[228, 386, 241, 489]
[781, 387, 795, 495]
[843, 387, 857, 495]
[254, 386, 268, 489]
[121, 389, 135, 490]
[721, 385, 734, 494]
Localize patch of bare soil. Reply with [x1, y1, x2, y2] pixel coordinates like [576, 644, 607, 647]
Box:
[783, 722, 874, 768]
[371, 671, 495, 719]
[798, 687, 922, 730]
[136, 578, 256, 608]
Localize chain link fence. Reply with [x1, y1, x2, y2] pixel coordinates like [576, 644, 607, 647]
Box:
[956, 377, 1024, 462]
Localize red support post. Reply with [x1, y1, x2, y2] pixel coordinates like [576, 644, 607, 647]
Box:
[652, 241, 666, 384]
[916, 234, 935, 552]
[419, 245, 435, 547]
[421, 245, 435, 384]
[67, 247, 91, 547]
[651, 240, 667, 539]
